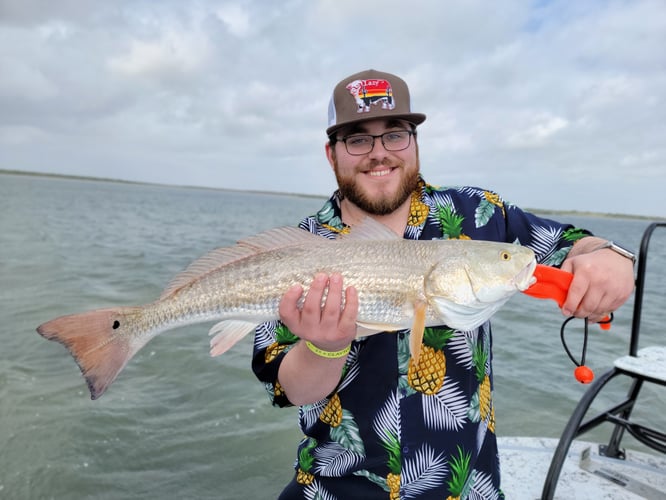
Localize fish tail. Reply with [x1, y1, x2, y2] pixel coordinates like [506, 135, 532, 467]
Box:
[36, 307, 146, 400]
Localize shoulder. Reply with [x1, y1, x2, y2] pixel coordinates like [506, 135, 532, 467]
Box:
[422, 182, 505, 210]
[419, 182, 507, 237]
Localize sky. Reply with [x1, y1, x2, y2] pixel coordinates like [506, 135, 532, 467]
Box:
[0, 0, 664, 217]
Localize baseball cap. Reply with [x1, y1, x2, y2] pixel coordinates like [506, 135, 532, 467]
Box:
[326, 69, 426, 136]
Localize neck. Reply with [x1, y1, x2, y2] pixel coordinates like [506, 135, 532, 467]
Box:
[340, 197, 410, 237]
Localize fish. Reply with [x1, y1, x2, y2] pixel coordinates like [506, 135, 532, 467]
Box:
[36, 218, 537, 400]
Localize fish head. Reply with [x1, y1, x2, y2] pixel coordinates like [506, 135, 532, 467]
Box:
[424, 241, 536, 330]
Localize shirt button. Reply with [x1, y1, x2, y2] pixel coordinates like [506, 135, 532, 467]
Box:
[402, 446, 409, 454]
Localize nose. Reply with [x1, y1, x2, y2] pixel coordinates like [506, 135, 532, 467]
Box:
[367, 136, 389, 158]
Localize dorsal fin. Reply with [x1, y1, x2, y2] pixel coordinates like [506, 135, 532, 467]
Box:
[160, 226, 325, 299]
[340, 217, 402, 241]
[237, 225, 324, 251]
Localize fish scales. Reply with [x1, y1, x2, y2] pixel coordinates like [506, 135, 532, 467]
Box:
[36, 218, 537, 399]
[157, 239, 436, 330]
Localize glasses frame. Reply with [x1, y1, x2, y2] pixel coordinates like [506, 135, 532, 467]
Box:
[337, 130, 415, 156]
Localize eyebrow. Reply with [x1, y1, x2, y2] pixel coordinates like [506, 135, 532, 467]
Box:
[345, 119, 412, 135]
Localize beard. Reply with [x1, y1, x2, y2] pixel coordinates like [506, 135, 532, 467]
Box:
[333, 156, 421, 216]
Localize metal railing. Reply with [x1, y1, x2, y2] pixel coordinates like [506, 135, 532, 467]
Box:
[541, 222, 666, 499]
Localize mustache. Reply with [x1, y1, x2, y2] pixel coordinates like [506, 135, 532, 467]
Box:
[362, 158, 404, 171]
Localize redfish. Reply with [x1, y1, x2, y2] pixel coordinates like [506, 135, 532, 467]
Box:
[37, 218, 536, 399]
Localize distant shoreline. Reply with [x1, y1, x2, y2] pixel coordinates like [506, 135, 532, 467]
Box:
[2, 168, 663, 221]
[0, 168, 326, 201]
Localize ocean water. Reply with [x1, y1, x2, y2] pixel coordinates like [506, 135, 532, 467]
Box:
[1, 172, 664, 499]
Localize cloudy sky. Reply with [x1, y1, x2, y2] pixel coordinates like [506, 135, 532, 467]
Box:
[1, 0, 664, 217]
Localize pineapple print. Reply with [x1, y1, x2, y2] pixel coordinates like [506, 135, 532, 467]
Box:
[483, 191, 505, 218]
[296, 438, 317, 486]
[319, 393, 343, 427]
[473, 339, 493, 426]
[407, 327, 454, 395]
[382, 432, 402, 500]
[446, 446, 472, 500]
[408, 189, 429, 226]
[274, 380, 285, 399]
[264, 324, 298, 363]
[437, 205, 470, 240]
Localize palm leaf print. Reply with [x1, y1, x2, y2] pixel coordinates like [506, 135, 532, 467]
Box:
[529, 224, 565, 263]
[422, 379, 468, 431]
[447, 330, 477, 370]
[466, 470, 500, 500]
[373, 391, 402, 446]
[400, 444, 449, 498]
[313, 441, 364, 477]
[475, 198, 496, 228]
[468, 391, 481, 423]
[254, 320, 283, 350]
[329, 409, 365, 455]
[303, 480, 336, 500]
[353, 469, 391, 492]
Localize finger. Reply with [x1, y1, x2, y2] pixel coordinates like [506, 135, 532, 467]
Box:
[561, 276, 586, 317]
[320, 273, 344, 324]
[279, 284, 304, 325]
[339, 285, 359, 332]
[559, 258, 574, 275]
[573, 292, 604, 319]
[301, 273, 328, 319]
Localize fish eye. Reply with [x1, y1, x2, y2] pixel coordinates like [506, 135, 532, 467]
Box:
[500, 251, 511, 261]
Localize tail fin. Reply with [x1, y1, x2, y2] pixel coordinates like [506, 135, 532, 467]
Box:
[37, 307, 145, 400]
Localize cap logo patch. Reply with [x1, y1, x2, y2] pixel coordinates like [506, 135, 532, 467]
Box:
[345, 79, 395, 114]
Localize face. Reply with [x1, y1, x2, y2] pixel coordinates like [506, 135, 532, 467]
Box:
[327, 119, 420, 216]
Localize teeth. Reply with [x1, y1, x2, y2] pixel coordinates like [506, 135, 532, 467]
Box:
[368, 169, 392, 177]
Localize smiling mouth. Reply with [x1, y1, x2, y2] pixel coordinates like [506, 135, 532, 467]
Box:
[366, 167, 395, 177]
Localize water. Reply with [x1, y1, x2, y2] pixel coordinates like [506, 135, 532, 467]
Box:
[1, 173, 664, 499]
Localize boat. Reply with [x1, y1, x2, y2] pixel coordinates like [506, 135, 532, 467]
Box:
[499, 222, 666, 499]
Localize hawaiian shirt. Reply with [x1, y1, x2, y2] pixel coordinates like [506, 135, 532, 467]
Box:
[251, 177, 588, 500]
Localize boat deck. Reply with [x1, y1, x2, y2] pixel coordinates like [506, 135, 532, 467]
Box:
[499, 437, 666, 499]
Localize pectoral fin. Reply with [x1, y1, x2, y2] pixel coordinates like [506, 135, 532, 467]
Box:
[410, 301, 427, 366]
[209, 320, 258, 357]
[355, 321, 401, 336]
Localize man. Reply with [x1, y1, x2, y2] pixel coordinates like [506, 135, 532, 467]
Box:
[251, 69, 635, 499]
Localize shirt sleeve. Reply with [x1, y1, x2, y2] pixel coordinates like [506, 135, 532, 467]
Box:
[426, 185, 591, 266]
[251, 320, 298, 408]
[502, 201, 591, 266]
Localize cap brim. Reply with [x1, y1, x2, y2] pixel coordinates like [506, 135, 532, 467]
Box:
[326, 113, 426, 137]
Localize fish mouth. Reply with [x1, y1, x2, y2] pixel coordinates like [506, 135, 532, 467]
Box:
[514, 259, 538, 291]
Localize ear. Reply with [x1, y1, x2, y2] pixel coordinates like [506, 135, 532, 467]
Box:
[325, 142, 336, 170]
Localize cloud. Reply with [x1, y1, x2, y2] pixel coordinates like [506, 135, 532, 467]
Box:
[108, 31, 211, 80]
[504, 113, 569, 149]
[0, 0, 664, 217]
[214, 3, 250, 37]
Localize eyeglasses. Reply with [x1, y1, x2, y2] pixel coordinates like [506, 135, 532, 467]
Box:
[337, 130, 414, 156]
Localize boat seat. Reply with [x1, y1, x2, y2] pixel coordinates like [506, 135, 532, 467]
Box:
[614, 346, 666, 384]
[541, 222, 666, 499]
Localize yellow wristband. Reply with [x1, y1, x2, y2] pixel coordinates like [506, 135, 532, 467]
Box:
[305, 341, 351, 359]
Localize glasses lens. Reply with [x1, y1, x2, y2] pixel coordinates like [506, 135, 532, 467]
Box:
[343, 131, 412, 155]
[382, 131, 411, 151]
[344, 135, 374, 155]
